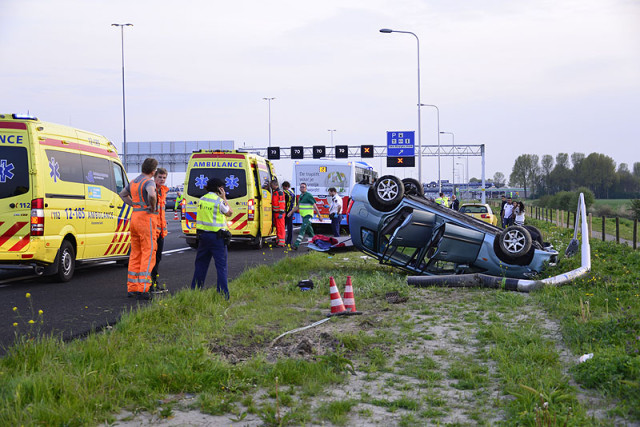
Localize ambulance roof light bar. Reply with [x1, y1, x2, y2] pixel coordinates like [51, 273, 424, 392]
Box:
[12, 114, 38, 120]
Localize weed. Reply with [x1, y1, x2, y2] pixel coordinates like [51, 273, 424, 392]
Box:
[315, 399, 358, 425]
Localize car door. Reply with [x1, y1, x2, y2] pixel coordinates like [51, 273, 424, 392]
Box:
[0, 124, 32, 254]
[256, 159, 273, 236]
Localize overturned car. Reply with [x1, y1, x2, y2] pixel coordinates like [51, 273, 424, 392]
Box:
[349, 175, 558, 279]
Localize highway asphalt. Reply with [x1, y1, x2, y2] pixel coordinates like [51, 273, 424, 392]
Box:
[0, 217, 302, 355]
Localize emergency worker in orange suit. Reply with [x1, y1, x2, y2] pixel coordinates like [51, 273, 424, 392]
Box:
[150, 167, 169, 292]
[119, 157, 158, 300]
[270, 179, 286, 247]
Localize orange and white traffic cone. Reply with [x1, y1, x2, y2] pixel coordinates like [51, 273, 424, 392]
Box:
[328, 276, 347, 316]
[343, 276, 361, 315]
[174, 211, 179, 220]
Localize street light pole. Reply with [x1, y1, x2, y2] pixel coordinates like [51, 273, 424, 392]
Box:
[440, 131, 455, 193]
[263, 97, 275, 147]
[112, 23, 133, 170]
[380, 28, 422, 185]
[420, 104, 440, 192]
[328, 129, 336, 147]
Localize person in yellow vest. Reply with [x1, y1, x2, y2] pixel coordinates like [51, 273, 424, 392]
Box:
[287, 182, 322, 250]
[190, 178, 233, 299]
[435, 192, 447, 207]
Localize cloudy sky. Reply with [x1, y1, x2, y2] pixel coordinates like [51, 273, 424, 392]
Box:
[2, 0, 639, 184]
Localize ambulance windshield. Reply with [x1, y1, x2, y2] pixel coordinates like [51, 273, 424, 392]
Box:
[0, 146, 30, 199]
[187, 168, 248, 200]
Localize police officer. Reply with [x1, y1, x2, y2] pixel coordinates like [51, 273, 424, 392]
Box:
[190, 178, 234, 299]
[435, 192, 447, 207]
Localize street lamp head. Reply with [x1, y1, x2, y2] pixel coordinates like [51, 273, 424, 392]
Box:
[112, 23, 134, 27]
[379, 28, 393, 33]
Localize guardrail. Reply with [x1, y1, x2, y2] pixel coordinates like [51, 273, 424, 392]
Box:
[487, 202, 638, 250]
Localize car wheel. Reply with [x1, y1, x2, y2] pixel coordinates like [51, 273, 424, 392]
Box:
[55, 240, 76, 282]
[373, 175, 404, 208]
[498, 225, 532, 259]
[402, 178, 424, 197]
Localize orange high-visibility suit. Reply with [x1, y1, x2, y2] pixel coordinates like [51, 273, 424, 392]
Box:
[272, 189, 286, 247]
[127, 176, 158, 293]
[150, 184, 168, 286]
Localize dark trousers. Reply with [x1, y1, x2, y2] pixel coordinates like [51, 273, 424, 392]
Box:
[150, 236, 164, 286]
[191, 231, 229, 299]
[285, 215, 294, 245]
[331, 214, 342, 237]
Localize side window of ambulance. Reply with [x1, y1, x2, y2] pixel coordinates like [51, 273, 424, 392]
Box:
[112, 162, 127, 194]
[0, 146, 29, 199]
[82, 155, 114, 191]
[45, 150, 84, 184]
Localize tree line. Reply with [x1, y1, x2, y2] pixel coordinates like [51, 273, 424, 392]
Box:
[494, 153, 640, 199]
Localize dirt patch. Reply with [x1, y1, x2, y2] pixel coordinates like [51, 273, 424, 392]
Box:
[115, 286, 624, 426]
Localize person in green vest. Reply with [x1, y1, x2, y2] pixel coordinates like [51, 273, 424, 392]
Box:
[287, 182, 322, 250]
[174, 192, 184, 211]
[435, 192, 448, 207]
[190, 178, 233, 299]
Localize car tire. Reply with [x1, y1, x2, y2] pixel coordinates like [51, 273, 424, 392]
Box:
[372, 175, 404, 209]
[497, 225, 532, 259]
[402, 178, 424, 197]
[55, 240, 76, 282]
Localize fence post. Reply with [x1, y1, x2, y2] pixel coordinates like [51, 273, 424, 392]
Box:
[616, 217, 620, 244]
[634, 219, 637, 250]
[602, 216, 606, 242]
[566, 210, 570, 228]
[588, 213, 592, 239]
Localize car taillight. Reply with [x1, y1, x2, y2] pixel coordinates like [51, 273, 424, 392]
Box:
[481, 214, 489, 218]
[248, 199, 255, 220]
[30, 198, 44, 236]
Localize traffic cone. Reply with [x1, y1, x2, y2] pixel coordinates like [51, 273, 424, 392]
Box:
[173, 211, 179, 220]
[328, 276, 347, 316]
[342, 276, 362, 315]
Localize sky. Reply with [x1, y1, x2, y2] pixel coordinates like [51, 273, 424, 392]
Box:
[2, 0, 639, 186]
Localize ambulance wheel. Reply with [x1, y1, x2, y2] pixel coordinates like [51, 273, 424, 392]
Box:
[55, 240, 76, 282]
[252, 234, 263, 249]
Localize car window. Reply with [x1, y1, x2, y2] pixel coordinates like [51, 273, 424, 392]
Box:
[82, 155, 114, 191]
[112, 162, 127, 194]
[0, 146, 29, 199]
[45, 149, 84, 184]
[187, 168, 247, 199]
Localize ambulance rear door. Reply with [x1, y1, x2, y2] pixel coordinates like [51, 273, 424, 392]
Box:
[0, 120, 32, 254]
[254, 158, 273, 236]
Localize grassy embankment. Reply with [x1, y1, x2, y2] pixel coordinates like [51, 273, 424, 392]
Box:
[1, 219, 639, 425]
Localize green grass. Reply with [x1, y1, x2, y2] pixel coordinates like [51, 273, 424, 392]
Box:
[1, 219, 639, 425]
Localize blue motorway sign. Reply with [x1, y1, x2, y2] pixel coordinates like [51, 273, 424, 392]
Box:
[387, 131, 415, 157]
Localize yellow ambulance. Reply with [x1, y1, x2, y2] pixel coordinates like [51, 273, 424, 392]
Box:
[181, 150, 277, 248]
[0, 114, 131, 281]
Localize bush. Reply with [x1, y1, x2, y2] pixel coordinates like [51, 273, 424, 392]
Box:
[538, 189, 594, 212]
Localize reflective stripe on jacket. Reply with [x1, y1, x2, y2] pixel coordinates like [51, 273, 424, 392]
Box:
[157, 184, 169, 238]
[130, 176, 156, 213]
[272, 190, 285, 213]
[196, 192, 227, 232]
